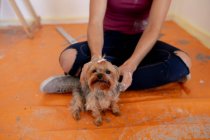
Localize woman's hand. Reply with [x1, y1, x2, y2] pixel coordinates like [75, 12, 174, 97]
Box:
[118, 61, 137, 91]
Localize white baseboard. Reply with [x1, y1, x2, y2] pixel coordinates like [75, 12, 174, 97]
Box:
[170, 15, 210, 49]
[166, 14, 174, 21]
[41, 17, 88, 24]
[0, 16, 88, 26]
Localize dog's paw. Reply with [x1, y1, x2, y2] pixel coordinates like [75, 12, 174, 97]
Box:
[94, 118, 102, 126]
[72, 111, 81, 120]
[80, 106, 85, 112]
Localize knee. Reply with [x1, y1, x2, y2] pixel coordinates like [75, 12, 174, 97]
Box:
[174, 50, 192, 70]
[59, 49, 77, 73]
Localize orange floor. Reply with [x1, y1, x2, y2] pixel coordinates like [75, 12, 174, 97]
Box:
[0, 21, 210, 139]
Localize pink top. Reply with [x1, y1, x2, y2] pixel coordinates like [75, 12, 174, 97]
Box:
[104, 0, 153, 34]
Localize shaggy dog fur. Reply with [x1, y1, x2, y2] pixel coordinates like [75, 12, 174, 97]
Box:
[71, 60, 121, 126]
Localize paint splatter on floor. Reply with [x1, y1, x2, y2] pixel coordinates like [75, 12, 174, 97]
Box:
[176, 39, 190, 45]
[196, 53, 210, 62]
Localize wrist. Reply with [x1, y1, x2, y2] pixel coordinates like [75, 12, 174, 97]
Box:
[123, 59, 138, 72]
[91, 54, 102, 61]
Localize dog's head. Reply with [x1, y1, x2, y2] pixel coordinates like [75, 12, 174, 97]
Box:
[85, 59, 119, 91]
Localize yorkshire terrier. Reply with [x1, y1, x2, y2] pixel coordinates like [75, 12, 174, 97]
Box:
[71, 59, 121, 126]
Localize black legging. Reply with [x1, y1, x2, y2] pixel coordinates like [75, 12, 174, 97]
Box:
[60, 30, 190, 90]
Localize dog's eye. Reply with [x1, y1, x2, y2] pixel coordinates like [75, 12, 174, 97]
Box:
[92, 69, 97, 73]
[105, 69, 111, 74]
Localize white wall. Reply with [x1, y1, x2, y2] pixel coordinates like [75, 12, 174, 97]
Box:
[1, 0, 210, 30]
[0, 0, 90, 25]
[169, 0, 210, 48]
[170, 0, 210, 34]
[0, 0, 209, 47]
[167, 1, 176, 19]
[0, 0, 176, 25]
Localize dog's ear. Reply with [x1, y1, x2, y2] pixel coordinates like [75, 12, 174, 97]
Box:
[80, 61, 94, 94]
[80, 62, 93, 83]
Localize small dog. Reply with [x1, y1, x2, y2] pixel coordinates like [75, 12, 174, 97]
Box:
[71, 59, 121, 126]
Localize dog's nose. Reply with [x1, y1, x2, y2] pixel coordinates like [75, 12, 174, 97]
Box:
[97, 73, 103, 79]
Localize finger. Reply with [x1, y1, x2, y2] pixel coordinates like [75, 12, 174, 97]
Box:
[120, 72, 132, 91]
[119, 83, 126, 92]
[123, 77, 132, 90]
[121, 72, 132, 85]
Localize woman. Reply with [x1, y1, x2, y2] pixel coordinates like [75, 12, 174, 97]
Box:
[41, 0, 191, 93]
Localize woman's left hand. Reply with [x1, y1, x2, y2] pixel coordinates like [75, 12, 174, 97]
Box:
[118, 61, 137, 91]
